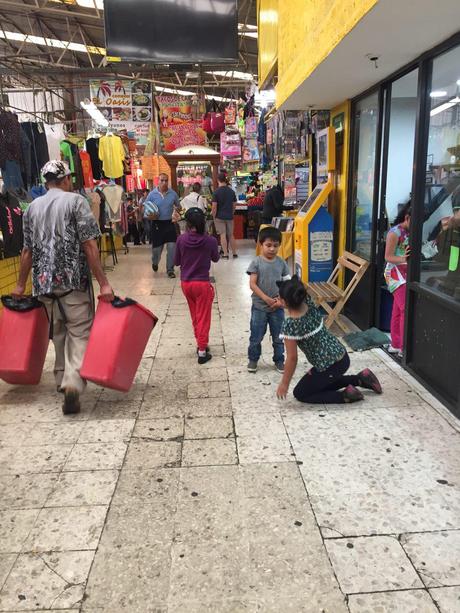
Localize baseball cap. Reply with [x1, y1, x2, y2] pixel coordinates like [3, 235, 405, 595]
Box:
[41, 160, 72, 181]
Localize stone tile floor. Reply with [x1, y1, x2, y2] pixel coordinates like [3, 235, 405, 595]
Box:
[0, 242, 459, 612]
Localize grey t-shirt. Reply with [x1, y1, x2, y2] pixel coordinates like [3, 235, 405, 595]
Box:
[247, 256, 291, 311]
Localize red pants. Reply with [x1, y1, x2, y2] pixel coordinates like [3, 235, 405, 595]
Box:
[390, 284, 406, 350]
[181, 281, 214, 352]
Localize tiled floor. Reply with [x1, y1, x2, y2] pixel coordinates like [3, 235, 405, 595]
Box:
[1, 241, 459, 613]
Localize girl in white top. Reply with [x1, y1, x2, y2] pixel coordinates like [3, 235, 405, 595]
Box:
[181, 182, 208, 212]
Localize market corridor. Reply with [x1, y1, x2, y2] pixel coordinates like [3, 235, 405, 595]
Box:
[0, 243, 459, 613]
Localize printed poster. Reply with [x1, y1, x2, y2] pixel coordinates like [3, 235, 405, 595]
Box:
[156, 95, 206, 152]
[90, 79, 152, 145]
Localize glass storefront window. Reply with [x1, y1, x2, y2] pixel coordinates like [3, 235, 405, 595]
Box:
[421, 44, 460, 300]
[351, 92, 379, 260]
[385, 69, 418, 223]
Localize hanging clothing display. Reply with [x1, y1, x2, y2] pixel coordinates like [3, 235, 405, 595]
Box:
[79, 150, 94, 188]
[0, 110, 21, 168]
[87, 190, 101, 225]
[86, 137, 103, 180]
[21, 122, 50, 186]
[19, 126, 32, 188]
[0, 192, 24, 257]
[98, 134, 125, 179]
[102, 183, 123, 221]
[44, 123, 66, 161]
[0, 111, 23, 190]
[1, 160, 24, 190]
[60, 140, 84, 190]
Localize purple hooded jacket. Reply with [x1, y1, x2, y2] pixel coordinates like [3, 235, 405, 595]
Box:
[174, 231, 219, 281]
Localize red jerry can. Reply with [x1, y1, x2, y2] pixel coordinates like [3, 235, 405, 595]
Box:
[0, 295, 49, 385]
[80, 296, 158, 392]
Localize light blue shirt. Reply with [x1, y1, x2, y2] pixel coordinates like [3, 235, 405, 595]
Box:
[145, 188, 179, 221]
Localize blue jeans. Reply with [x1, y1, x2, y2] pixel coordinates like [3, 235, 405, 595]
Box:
[152, 242, 176, 273]
[248, 306, 285, 364]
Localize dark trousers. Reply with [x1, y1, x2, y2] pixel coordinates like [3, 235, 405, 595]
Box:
[248, 306, 284, 364]
[127, 222, 140, 245]
[293, 353, 360, 404]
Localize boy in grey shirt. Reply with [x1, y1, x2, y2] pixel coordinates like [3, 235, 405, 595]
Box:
[247, 226, 291, 373]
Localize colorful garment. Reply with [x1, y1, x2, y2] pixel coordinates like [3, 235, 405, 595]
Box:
[384, 224, 409, 293]
[280, 296, 345, 372]
[23, 187, 100, 295]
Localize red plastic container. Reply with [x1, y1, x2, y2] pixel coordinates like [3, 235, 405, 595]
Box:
[0, 296, 49, 385]
[80, 297, 158, 392]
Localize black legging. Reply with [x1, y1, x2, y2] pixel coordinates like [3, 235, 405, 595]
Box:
[293, 353, 360, 404]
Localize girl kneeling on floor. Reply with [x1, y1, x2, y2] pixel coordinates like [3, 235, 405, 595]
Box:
[276, 276, 382, 403]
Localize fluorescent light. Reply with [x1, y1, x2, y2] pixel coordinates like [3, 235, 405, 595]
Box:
[430, 90, 447, 98]
[0, 29, 105, 55]
[153, 86, 232, 103]
[457, 79, 460, 86]
[80, 100, 109, 127]
[207, 70, 253, 81]
[430, 97, 460, 117]
[255, 89, 276, 108]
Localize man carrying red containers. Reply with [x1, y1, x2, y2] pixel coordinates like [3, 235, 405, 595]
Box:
[12, 160, 114, 415]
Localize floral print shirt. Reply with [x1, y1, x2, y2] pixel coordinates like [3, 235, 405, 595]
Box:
[280, 296, 346, 372]
[23, 188, 100, 296]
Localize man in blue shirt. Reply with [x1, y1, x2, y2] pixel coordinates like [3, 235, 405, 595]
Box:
[144, 173, 180, 278]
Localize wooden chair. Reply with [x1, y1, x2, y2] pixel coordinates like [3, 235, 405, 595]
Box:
[306, 251, 369, 333]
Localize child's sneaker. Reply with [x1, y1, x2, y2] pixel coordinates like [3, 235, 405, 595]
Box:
[275, 362, 285, 373]
[387, 344, 400, 354]
[247, 360, 258, 373]
[358, 368, 382, 394]
[198, 352, 212, 365]
[342, 385, 364, 403]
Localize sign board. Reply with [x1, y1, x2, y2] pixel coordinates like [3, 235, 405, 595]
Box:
[90, 79, 152, 145]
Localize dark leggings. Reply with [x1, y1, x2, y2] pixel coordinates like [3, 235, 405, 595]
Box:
[293, 353, 360, 404]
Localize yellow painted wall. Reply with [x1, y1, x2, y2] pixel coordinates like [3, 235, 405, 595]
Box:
[329, 101, 351, 287]
[257, 0, 279, 89]
[276, 0, 378, 107]
[0, 257, 32, 310]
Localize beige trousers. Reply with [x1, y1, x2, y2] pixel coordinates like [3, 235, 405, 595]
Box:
[40, 289, 94, 394]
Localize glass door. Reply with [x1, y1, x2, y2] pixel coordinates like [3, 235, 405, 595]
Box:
[377, 69, 419, 333]
[346, 91, 381, 329]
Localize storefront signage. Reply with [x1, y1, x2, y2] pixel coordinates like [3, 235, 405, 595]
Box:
[90, 79, 152, 145]
[156, 95, 206, 152]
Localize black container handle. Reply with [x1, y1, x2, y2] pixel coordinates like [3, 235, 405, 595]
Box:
[111, 296, 137, 309]
[1, 295, 45, 313]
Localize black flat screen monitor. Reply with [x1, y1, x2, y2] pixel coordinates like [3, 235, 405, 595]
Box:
[104, 0, 238, 63]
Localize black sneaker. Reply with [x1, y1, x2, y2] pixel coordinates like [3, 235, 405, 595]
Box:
[198, 353, 213, 365]
[168, 271, 176, 278]
[233, 254, 239, 258]
[152, 264, 159, 272]
[221, 255, 229, 260]
[62, 388, 81, 415]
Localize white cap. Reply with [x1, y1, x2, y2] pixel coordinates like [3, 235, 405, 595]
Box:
[41, 160, 72, 180]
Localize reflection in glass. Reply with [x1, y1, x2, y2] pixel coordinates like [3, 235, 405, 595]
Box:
[351, 92, 379, 259]
[385, 69, 418, 223]
[421, 45, 460, 300]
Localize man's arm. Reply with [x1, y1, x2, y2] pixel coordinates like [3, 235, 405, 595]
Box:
[211, 200, 217, 218]
[11, 248, 33, 298]
[82, 239, 114, 302]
